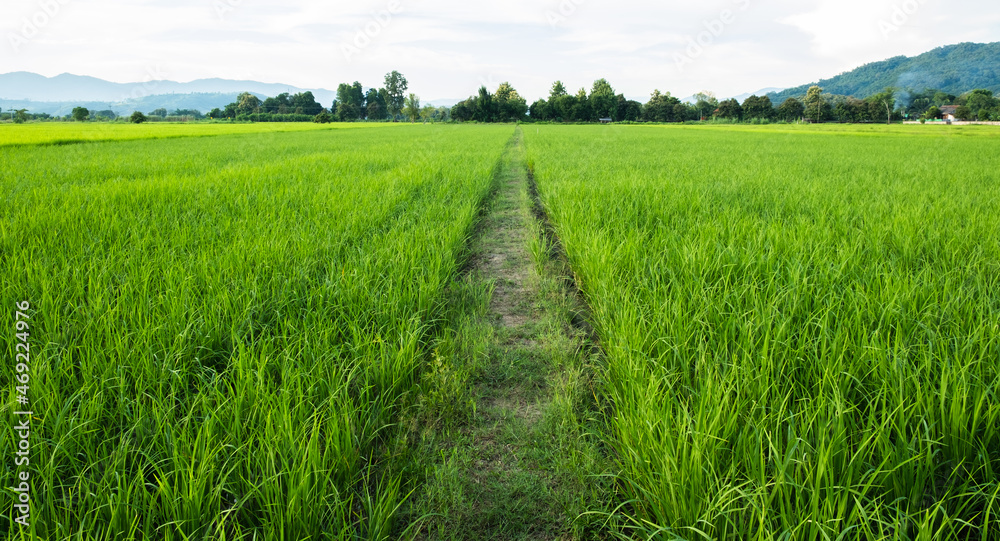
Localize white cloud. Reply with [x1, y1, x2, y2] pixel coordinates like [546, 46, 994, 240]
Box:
[1, 0, 998, 101]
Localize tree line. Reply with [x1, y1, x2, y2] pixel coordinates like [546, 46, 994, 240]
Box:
[13, 72, 1000, 125]
[443, 80, 804, 123]
[197, 70, 444, 123]
[3, 107, 202, 123]
[789, 86, 1000, 123]
[449, 80, 1000, 124]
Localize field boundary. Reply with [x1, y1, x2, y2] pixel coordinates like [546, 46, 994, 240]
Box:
[398, 128, 610, 540]
[524, 156, 602, 346]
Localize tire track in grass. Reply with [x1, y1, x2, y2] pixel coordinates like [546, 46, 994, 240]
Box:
[399, 128, 609, 540]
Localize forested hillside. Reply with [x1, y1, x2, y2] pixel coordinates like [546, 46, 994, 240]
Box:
[769, 42, 1000, 103]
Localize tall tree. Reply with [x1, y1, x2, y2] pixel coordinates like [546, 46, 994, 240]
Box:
[741, 95, 775, 120]
[867, 88, 896, 124]
[623, 99, 644, 121]
[236, 92, 262, 116]
[262, 93, 291, 114]
[474, 86, 495, 122]
[644, 90, 680, 122]
[834, 99, 865, 123]
[403, 93, 421, 122]
[778, 98, 805, 122]
[615, 95, 643, 122]
[419, 105, 438, 122]
[545, 81, 576, 121]
[693, 91, 718, 120]
[451, 100, 473, 122]
[291, 91, 323, 115]
[494, 82, 528, 122]
[549, 80, 568, 101]
[573, 87, 591, 121]
[716, 98, 742, 120]
[804, 86, 830, 122]
[932, 91, 956, 106]
[529, 99, 550, 121]
[365, 88, 387, 120]
[335, 83, 364, 121]
[590, 78, 616, 120]
[964, 89, 996, 114]
[384, 71, 408, 121]
[71, 107, 89, 121]
[351, 82, 365, 111]
[673, 102, 695, 121]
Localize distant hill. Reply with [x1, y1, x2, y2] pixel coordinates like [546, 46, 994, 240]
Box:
[0, 72, 337, 115]
[768, 42, 1000, 104]
[425, 98, 463, 108]
[725, 88, 785, 104]
[679, 88, 784, 104]
[0, 94, 258, 117]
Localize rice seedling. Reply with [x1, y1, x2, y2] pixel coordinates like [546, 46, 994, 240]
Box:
[0, 121, 384, 148]
[0, 124, 512, 539]
[6, 120, 997, 539]
[525, 124, 1000, 539]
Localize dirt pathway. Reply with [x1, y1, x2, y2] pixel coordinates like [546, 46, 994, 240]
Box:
[402, 128, 605, 540]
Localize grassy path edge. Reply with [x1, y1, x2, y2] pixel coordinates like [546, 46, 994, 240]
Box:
[392, 128, 610, 540]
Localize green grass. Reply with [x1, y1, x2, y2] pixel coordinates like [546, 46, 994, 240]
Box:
[524, 124, 1000, 539]
[0, 121, 388, 147]
[0, 124, 513, 539]
[394, 130, 609, 540]
[5, 121, 999, 540]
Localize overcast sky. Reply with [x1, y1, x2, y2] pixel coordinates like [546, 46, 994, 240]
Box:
[3, 0, 998, 102]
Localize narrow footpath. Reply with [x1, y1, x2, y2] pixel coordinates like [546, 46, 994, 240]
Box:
[402, 128, 605, 540]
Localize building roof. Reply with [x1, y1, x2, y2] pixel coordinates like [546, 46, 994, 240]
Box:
[940, 105, 960, 113]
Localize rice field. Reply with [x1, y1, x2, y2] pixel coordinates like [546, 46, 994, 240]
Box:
[0, 122, 384, 148]
[0, 124, 512, 539]
[3, 121, 999, 540]
[525, 124, 1000, 539]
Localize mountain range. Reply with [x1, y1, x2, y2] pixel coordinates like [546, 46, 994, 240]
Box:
[0, 72, 339, 116]
[4, 42, 1000, 116]
[768, 42, 1000, 104]
[678, 88, 785, 105]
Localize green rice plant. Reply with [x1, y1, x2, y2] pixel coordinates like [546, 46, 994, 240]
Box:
[528, 219, 552, 277]
[0, 121, 385, 147]
[525, 124, 1000, 539]
[0, 124, 513, 539]
[414, 351, 476, 429]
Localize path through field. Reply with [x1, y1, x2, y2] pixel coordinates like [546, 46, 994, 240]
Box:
[405, 128, 605, 540]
